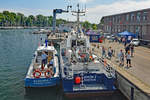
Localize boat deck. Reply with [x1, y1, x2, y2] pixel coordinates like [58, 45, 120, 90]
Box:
[61, 55, 115, 78]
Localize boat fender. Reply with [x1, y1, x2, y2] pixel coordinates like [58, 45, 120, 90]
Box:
[33, 70, 41, 78]
[44, 69, 53, 78]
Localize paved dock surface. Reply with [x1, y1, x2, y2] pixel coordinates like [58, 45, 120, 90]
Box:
[90, 40, 150, 94]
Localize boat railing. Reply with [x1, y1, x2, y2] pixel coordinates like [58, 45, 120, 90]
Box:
[98, 57, 116, 78]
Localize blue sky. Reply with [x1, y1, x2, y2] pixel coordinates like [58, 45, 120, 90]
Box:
[0, 0, 150, 23]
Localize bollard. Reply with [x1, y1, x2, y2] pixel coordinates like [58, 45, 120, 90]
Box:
[131, 87, 134, 100]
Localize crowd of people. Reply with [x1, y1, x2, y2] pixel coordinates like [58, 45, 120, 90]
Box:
[101, 37, 135, 68]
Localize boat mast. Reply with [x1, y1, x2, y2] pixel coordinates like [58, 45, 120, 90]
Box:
[72, 3, 86, 37]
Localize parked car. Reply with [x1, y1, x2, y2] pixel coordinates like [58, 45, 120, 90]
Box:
[130, 38, 140, 46]
[104, 33, 111, 39]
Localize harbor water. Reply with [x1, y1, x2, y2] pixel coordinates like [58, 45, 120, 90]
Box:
[0, 29, 127, 100]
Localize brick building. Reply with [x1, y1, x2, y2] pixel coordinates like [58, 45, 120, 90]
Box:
[102, 8, 150, 41]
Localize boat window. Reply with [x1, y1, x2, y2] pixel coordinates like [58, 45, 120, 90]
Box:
[77, 40, 85, 46]
[37, 51, 48, 56]
[72, 40, 76, 47]
[37, 52, 42, 56]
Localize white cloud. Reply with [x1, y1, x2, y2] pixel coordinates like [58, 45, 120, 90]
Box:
[86, 0, 150, 23]
[0, 8, 52, 16]
[78, 0, 94, 3]
[1, 0, 150, 24]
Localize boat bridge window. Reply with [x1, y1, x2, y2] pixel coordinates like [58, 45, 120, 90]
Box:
[37, 52, 42, 56]
[77, 40, 85, 46]
[37, 51, 48, 56]
[71, 40, 76, 47]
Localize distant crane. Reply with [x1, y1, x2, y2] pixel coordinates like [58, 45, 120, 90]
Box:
[52, 6, 72, 33]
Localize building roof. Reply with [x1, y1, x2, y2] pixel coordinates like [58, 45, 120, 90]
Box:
[102, 8, 150, 18]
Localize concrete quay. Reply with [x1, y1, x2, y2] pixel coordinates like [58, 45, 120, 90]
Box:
[90, 40, 150, 100]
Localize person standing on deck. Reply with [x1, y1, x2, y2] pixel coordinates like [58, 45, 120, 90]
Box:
[41, 51, 48, 69]
[48, 58, 54, 68]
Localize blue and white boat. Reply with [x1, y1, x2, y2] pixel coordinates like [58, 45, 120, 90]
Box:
[60, 30, 116, 96]
[25, 43, 59, 87]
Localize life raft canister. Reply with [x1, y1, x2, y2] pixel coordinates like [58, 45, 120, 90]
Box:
[33, 69, 41, 78]
[104, 59, 107, 67]
[99, 38, 103, 43]
[44, 69, 53, 78]
[89, 55, 93, 60]
[75, 76, 81, 84]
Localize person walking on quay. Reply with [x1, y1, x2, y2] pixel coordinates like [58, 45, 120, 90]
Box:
[126, 51, 132, 68]
[124, 39, 127, 47]
[122, 37, 125, 44]
[108, 47, 112, 60]
[130, 44, 134, 57]
[118, 49, 124, 66]
[125, 44, 130, 55]
[101, 46, 106, 59]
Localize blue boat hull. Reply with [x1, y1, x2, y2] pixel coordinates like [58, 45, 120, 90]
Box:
[62, 73, 116, 94]
[25, 77, 60, 87]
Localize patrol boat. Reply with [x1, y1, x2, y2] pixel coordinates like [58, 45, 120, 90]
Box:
[60, 29, 116, 96]
[25, 42, 59, 87]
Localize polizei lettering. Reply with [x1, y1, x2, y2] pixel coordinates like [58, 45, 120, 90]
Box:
[83, 75, 96, 82]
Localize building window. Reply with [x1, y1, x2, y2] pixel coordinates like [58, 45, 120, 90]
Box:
[137, 12, 141, 22]
[117, 16, 121, 23]
[119, 16, 121, 22]
[115, 16, 117, 23]
[131, 13, 134, 21]
[143, 12, 148, 21]
[126, 14, 129, 21]
[113, 17, 115, 23]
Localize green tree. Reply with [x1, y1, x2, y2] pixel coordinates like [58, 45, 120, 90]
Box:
[36, 14, 44, 27]
[56, 18, 67, 26]
[10, 12, 16, 26]
[92, 24, 97, 30]
[26, 16, 33, 26]
[28, 15, 35, 26]
[3, 11, 11, 26]
[0, 13, 5, 26]
[16, 13, 24, 26]
[82, 21, 91, 29]
[48, 16, 53, 26]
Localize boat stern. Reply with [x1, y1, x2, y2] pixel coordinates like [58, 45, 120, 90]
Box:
[24, 77, 60, 87]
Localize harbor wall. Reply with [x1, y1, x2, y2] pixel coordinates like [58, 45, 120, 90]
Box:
[116, 72, 150, 100]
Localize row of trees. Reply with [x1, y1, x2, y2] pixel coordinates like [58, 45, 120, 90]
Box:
[81, 21, 98, 30]
[0, 11, 98, 30]
[0, 11, 67, 27]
